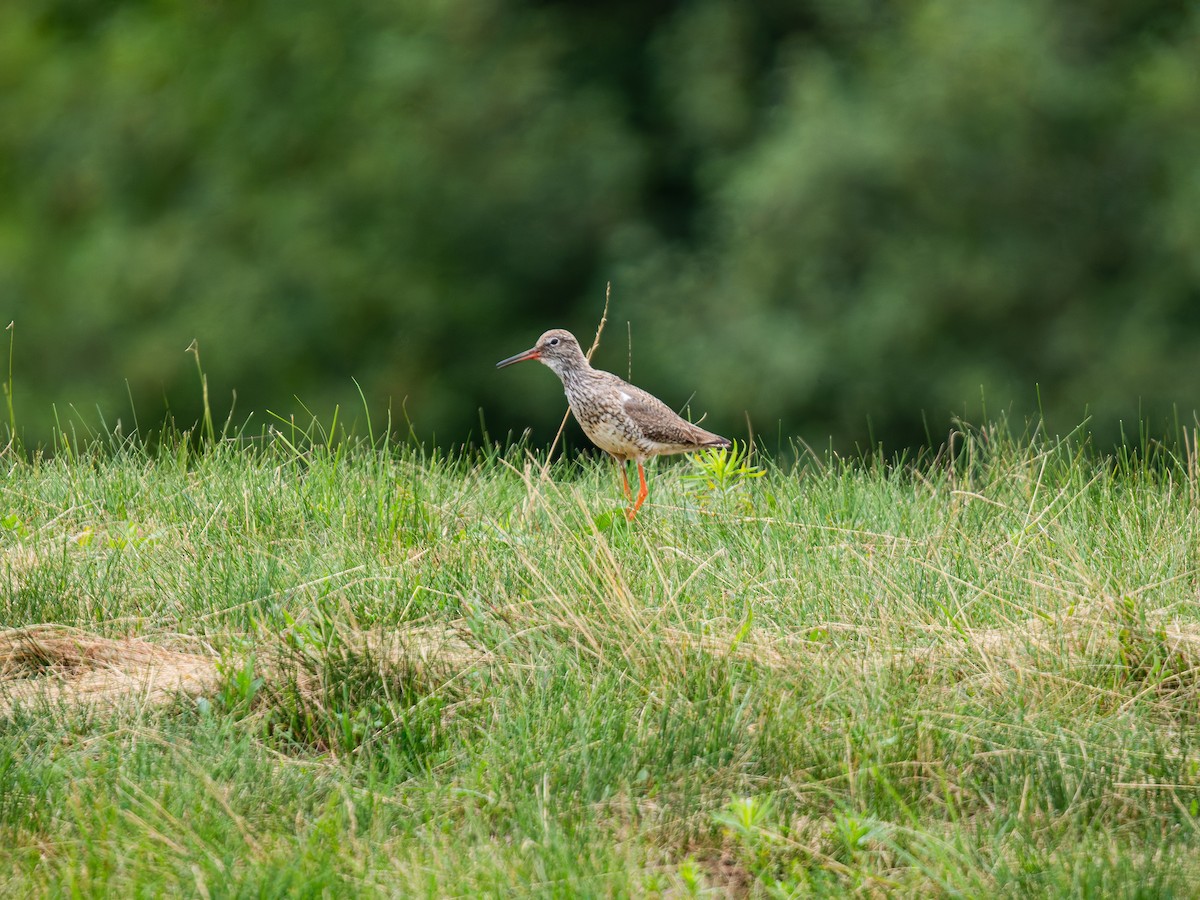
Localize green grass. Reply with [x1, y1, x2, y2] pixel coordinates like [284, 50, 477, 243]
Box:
[2, 421, 1200, 897]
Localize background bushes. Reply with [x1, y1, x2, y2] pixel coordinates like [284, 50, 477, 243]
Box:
[2, 0, 1197, 450]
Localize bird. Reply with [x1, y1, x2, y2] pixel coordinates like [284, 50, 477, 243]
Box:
[496, 328, 731, 520]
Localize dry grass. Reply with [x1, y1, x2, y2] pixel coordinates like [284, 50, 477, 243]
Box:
[0, 625, 218, 715]
[6, 598, 1197, 721]
[911, 597, 1200, 700]
[0, 623, 487, 718]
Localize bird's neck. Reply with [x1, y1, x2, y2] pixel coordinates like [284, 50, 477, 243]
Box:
[544, 354, 592, 384]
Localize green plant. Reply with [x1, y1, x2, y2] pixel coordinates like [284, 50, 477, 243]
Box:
[684, 440, 766, 507]
[215, 656, 264, 715]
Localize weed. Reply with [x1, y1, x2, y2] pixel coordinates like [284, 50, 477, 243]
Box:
[684, 440, 767, 512]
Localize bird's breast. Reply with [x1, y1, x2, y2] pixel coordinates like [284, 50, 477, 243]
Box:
[566, 393, 648, 457]
[579, 415, 646, 456]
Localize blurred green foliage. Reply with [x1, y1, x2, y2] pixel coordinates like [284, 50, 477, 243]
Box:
[1, 0, 1198, 451]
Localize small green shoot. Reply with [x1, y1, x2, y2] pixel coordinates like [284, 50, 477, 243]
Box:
[684, 440, 765, 508]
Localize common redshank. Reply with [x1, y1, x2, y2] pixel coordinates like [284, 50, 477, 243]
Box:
[497, 328, 731, 520]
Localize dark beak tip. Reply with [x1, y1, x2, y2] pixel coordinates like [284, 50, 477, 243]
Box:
[496, 349, 538, 369]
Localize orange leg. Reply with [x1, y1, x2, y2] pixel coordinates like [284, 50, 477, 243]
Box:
[617, 458, 632, 500]
[626, 460, 649, 521]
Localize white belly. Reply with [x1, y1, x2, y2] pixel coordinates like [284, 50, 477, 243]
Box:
[576, 417, 633, 458]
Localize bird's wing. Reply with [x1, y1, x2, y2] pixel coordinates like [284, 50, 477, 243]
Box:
[619, 383, 728, 447]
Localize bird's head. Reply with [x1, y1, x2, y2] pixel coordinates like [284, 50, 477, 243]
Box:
[496, 329, 585, 377]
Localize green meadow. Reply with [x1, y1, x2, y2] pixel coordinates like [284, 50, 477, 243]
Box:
[2, 421, 1199, 897]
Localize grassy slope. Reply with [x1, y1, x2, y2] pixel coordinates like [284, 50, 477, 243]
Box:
[1, 425, 1199, 897]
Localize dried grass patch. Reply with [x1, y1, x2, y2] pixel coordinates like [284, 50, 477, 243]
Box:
[6, 600, 1197, 719]
[899, 599, 1200, 712]
[2, 546, 39, 575]
[0, 625, 218, 715]
[323, 625, 485, 682]
[0, 623, 486, 718]
[917, 599, 1200, 668]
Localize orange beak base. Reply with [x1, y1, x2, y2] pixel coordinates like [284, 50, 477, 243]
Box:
[496, 348, 540, 369]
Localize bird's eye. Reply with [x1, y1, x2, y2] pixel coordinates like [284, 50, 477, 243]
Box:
[548, 338, 560, 346]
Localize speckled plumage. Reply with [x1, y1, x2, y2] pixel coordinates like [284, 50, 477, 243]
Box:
[497, 328, 730, 519]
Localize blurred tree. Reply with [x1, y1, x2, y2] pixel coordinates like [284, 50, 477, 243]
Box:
[621, 0, 1200, 450]
[0, 0, 642, 442]
[0, 0, 1197, 452]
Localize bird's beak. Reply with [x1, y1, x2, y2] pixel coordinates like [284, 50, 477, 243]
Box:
[496, 347, 540, 368]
